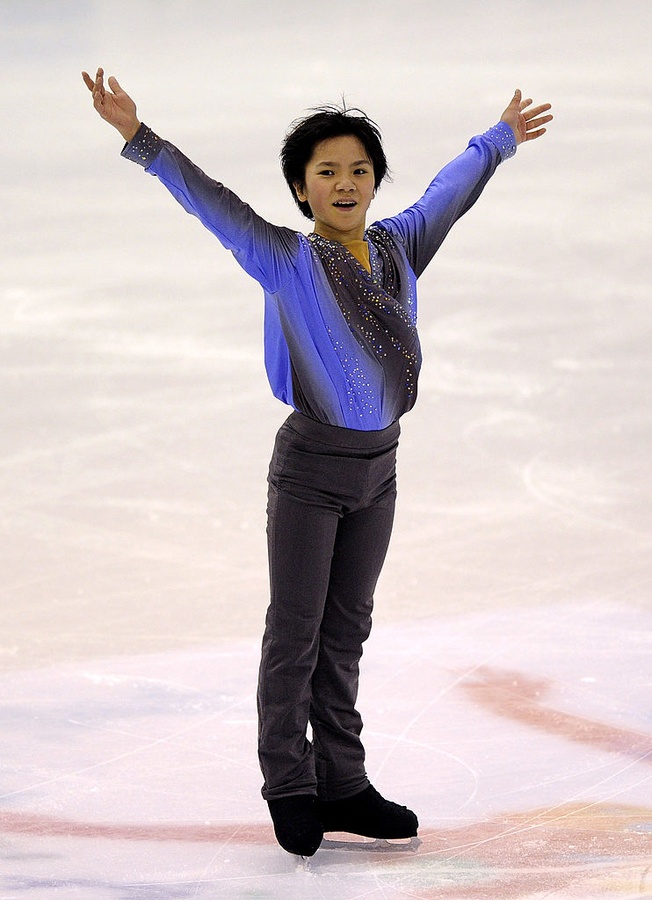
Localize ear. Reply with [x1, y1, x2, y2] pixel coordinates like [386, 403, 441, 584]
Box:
[293, 181, 307, 203]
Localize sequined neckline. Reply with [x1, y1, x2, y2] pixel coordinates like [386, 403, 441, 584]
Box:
[308, 232, 377, 281]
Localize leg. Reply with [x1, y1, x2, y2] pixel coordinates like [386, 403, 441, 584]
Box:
[312, 499, 419, 839]
[311, 497, 396, 800]
[258, 482, 340, 856]
[308, 457, 419, 839]
[258, 482, 339, 800]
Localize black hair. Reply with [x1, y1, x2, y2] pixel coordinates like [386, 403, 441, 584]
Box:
[280, 103, 389, 219]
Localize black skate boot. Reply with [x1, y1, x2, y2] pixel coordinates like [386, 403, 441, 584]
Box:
[267, 794, 324, 856]
[318, 784, 418, 839]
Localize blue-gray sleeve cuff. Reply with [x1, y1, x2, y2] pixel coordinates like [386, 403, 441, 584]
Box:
[484, 121, 517, 161]
[120, 123, 163, 168]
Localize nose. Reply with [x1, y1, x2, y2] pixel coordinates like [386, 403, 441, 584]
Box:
[335, 175, 355, 192]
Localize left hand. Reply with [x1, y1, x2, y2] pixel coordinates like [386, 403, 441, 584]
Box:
[501, 89, 553, 145]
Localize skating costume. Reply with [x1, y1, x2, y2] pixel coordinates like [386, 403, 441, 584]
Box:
[122, 120, 516, 803]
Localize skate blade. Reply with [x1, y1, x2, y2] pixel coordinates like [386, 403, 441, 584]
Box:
[321, 835, 421, 852]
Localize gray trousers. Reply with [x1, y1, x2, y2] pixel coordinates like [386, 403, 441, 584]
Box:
[258, 412, 399, 801]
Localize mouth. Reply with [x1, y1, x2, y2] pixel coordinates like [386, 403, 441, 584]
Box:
[333, 200, 357, 209]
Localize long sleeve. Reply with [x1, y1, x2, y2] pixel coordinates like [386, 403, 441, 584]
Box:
[121, 124, 299, 293]
[375, 121, 517, 278]
[118, 121, 517, 430]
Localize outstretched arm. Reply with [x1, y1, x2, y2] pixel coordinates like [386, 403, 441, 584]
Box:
[81, 67, 141, 143]
[500, 88, 552, 144]
[81, 69, 299, 291]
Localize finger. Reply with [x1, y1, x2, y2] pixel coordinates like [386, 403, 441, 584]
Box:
[81, 71, 94, 92]
[524, 102, 552, 120]
[91, 80, 106, 110]
[518, 97, 533, 112]
[524, 127, 547, 142]
[525, 113, 554, 131]
[107, 75, 123, 96]
[92, 67, 105, 100]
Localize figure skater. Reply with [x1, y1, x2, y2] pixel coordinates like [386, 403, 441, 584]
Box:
[82, 67, 552, 857]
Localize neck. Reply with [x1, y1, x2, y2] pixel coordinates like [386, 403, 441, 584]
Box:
[313, 223, 366, 244]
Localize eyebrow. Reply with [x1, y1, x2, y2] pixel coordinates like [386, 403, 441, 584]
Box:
[314, 158, 372, 168]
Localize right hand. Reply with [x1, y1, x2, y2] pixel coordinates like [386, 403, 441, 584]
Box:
[82, 67, 141, 143]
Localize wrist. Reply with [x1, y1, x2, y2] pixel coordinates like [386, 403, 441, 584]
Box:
[486, 121, 517, 160]
[120, 124, 163, 168]
[119, 119, 141, 143]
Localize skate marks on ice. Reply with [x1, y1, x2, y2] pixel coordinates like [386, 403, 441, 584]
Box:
[1, 603, 651, 898]
[1, 805, 650, 899]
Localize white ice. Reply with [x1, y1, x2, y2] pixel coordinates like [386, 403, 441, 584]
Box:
[0, 1, 651, 897]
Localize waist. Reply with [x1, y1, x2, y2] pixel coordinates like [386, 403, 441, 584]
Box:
[286, 411, 400, 453]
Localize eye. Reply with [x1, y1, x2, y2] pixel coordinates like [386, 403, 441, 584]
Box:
[318, 169, 334, 177]
[354, 167, 370, 176]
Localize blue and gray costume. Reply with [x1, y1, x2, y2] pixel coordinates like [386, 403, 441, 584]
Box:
[122, 121, 516, 799]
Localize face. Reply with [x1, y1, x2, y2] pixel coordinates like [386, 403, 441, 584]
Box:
[294, 134, 376, 243]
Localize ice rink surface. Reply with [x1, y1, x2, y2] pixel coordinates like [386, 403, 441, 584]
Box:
[1, 1, 651, 897]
